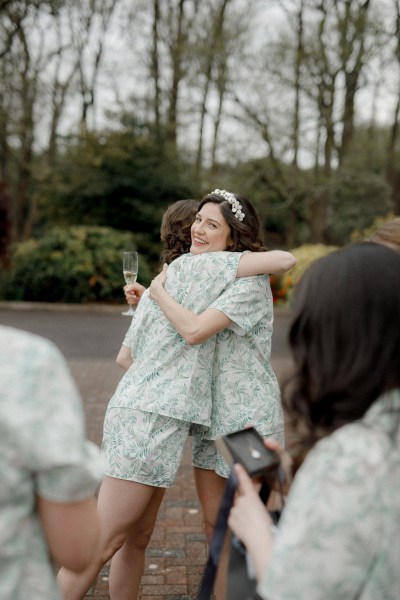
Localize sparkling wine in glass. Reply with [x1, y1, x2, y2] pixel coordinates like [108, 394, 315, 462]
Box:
[122, 251, 138, 316]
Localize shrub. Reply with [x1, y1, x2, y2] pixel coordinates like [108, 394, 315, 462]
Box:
[4, 226, 153, 303]
[350, 213, 397, 242]
[271, 244, 338, 305]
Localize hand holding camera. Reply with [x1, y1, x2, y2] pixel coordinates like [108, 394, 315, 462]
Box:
[197, 429, 289, 600]
[218, 427, 293, 542]
[227, 462, 276, 582]
[215, 427, 292, 496]
[215, 428, 290, 596]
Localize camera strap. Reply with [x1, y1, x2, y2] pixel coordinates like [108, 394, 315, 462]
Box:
[196, 468, 238, 600]
[196, 468, 271, 600]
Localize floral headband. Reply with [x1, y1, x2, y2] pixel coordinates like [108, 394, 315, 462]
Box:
[211, 188, 245, 221]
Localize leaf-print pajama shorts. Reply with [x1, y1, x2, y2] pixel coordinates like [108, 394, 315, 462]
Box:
[192, 428, 285, 479]
[191, 435, 231, 478]
[102, 407, 191, 488]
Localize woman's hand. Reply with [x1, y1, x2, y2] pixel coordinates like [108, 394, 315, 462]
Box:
[227, 438, 293, 582]
[124, 282, 146, 306]
[149, 264, 168, 301]
[229, 464, 272, 546]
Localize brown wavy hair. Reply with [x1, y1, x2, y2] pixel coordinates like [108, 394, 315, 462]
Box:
[198, 192, 267, 252]
[160, 199, 199, 265]
[370, 217, 400, 253]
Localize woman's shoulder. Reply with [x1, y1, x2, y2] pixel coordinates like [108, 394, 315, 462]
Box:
[172, 251, 244, 275]
[175, 251, 239, 263]
[302, 402, 399, 484]
[0, 324, 61, 364]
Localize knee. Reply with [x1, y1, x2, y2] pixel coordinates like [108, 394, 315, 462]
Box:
[129, 525, 155, 552]
[101, 532, 127, 563]
[115, 522, 156, 557]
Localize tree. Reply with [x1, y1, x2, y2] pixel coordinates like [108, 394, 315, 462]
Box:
[41, 119, 196, 259]
[0, 0, 123, 242]
[224, 0, 392, 243]
[386, 0, 400, 213]
[1, 0, 399, 254]
[194, 0, 232, 176]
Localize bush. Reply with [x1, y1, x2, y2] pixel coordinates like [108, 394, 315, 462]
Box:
[271, 243, 338, 305]
[350, 213, 397, 242]
[4, 226, 153, 303]
[326, 171, 392, 245]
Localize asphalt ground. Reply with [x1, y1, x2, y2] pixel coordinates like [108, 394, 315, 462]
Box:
[0, 302, 293, 600]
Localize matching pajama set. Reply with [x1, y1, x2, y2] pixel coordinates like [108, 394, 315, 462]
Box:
[102, 251, 283, 485]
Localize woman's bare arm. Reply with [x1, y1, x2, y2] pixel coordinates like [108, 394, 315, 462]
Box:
[116, 344, 133, 370]
[38, 496, 100, 573]
[149, 249, 296, 344]
[136, 250, 296, 346]
[149, 265, 231, 345]
[237, 250, 296, 277]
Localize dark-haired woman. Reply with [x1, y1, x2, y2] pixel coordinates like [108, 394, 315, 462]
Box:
[229, 242, 400, 600]
[149, 194, 287, 593]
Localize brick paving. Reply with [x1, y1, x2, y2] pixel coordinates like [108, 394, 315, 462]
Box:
[69, 357, 209, 600]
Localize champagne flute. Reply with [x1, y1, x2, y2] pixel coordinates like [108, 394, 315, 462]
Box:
[122, 251, 139, 316]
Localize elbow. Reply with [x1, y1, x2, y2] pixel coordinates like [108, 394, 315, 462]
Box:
[182, 330, 207, 346]
[178, 317, 208, 345]
[276, 253, 297, 274]
[116, 356, 128, 370]
[116, 348, 132, 371]
[286, 254, 297, 270]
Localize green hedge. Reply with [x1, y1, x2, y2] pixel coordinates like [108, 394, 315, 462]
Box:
[270, 243, 339, 305]
[3, 226, 153, 303]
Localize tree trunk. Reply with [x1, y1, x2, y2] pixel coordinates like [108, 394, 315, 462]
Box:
[309, 187, 328, 243]
[77, 0, 119, 131]
[210, 60, 227, 175]
[151, 0, 161, 142]
[337, 0, 370, 165]
[166, 0, 186, 150]
[292, 0, 304, 168]
[385, 0, 400, 213]
[15, 25, 35, 240]
[195, 0, 231, 177]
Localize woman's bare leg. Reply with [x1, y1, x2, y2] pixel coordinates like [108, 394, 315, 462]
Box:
[57, 476, 164, 600]
[194, 467, 229, 600]
[108, 486, 165, 600]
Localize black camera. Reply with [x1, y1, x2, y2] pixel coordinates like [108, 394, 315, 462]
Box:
[215, 426, 280, 479]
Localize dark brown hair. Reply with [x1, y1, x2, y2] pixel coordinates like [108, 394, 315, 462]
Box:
[284, 242, 400, 464]
[160, 199, 199, 265]
[198, 192, 266, 252]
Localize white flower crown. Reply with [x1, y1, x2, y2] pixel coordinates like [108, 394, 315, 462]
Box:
[211, 189, 245, 221]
